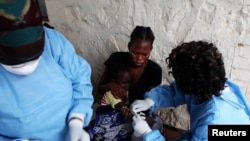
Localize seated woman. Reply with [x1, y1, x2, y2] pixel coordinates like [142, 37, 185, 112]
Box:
[97, 26, 164, 140]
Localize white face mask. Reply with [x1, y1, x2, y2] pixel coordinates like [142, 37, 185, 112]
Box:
[1, 57, 41, 75]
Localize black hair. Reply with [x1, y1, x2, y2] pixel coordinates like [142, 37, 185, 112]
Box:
[166, 41, 227, 102]
[108, 64, 130, 82]
[128, 26, 155, 49]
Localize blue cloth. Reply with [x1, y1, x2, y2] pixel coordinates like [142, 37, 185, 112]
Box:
[88, 106, 132, 141]
[0, 26, 94, 141]
[142, 79, 250, 141]
[143, 130, 165, 141]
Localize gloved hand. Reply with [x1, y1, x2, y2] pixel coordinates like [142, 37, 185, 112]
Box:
[130, 98, 155, 115]
[68, 118, 90, 141]
[132, 114, 152, 137]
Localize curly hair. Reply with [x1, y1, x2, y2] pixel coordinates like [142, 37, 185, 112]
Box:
[166, 41, 227, 102]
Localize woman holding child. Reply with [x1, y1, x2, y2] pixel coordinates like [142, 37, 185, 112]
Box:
[89, 26, 163, 140]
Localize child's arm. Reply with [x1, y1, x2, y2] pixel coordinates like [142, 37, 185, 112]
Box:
[114, 101, 127, 109]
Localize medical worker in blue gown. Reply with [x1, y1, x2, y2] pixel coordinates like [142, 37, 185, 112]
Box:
[130, 41, 250, 141]
[0, 0, 93, 141]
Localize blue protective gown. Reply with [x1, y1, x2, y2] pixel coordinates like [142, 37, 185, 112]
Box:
[142, 79, 250, 141]
[0, 26, 94, 141]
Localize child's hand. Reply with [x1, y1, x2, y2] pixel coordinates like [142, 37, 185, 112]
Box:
[121, 105, 132, 119]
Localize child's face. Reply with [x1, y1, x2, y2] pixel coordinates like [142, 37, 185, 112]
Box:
[116, 72, 131, 90]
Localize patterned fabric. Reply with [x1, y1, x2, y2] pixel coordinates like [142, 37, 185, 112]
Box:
[0, 0, 44, 65]
[88, 106, 133, 141]
[0, 0, 43, 32]
[88, 106, 164, 141]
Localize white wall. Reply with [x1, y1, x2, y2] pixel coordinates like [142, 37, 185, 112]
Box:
[45, 0, 250, 102]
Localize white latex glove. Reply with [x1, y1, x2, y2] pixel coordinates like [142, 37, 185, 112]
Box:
[68, 119, 90, 141]
[132, 114, 152, 137]
[130, 98, 155, 114]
